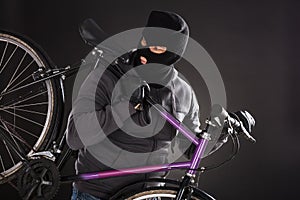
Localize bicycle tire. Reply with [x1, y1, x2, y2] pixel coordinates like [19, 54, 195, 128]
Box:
[0, 30, 63, 183]
[123, 187, 213, 200]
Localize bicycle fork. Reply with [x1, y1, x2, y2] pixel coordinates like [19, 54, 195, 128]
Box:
[175, 174, 194, 200]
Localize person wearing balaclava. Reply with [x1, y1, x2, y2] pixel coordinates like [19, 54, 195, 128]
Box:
[133, 10, 189, 84]
[67, 10, 202, 200]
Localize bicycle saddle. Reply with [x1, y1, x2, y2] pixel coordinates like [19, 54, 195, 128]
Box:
[79, 18, 108, 47]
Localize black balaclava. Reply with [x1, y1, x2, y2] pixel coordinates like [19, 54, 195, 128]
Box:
[134, 10, 189, 86]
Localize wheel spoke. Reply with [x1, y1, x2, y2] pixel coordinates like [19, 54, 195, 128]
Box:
[1, 109, 44, 127]
[1, 102, 48, 109]
[0, 120, 38, 139]
[0, 122, 26, 161]
[1, 88, 48, 108]
[0, 121, 23, 154]
[3, 140, 16, 166]
[0, 45, 18, 75]
[0, 33, 57, 182]
[0, 118, 36, 146]
[4, 90, 47, 108]
[7, 73, 32, 92]
[0, 42, 8, 70]
[1, 106, 47, 116]
[1, 52, 27, 94]
[0, 155, 5, 172]
[0, 124, 27, 145]
[7, 59, 34, 91]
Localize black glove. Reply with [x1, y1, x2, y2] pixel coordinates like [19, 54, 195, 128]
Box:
[229, 111, 255, 135]
[117, 76, 149, 107]
[113, 74, 151, 124]
[203, 109, 256, 157]
[229, 110, 256, 143]
[129, 81, 150, 110]
[130, 81, 151, 124]
[109, 58, 151, 111]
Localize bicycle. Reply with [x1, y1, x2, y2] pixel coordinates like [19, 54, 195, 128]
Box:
[0, 19, 256, 199]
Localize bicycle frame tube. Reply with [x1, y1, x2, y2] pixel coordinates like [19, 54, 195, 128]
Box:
[62, 138, 208, 182]
[62, 96, 210, 182]
[77, 162, 191, 181]
[188, 138, 208, 175]
[146, 96, 200, 146]
[146, 96, 209, 175]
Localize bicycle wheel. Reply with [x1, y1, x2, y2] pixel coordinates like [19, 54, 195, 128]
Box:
[124, 187, 207, 200]
[0, 30, 63, 183]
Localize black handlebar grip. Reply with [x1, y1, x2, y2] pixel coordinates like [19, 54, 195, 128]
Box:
[228, 112, 256, 143]
[211, 105, 256, 143]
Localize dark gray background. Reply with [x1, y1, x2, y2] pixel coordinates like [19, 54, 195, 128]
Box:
[0, 0, 299, 199]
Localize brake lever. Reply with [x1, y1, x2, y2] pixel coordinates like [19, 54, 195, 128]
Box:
[239, 121, 256, 143]
[226, 110, 256, 143]
[206, 104, 257, 144]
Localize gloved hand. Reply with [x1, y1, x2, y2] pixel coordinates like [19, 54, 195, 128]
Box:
[229, 110, 256, 143]
[115, 76, 149, 107]
[234, 111, 255, 133]
[129, 81, 151, 111]
[108, 57, 152, 111]
[112, 74, 151, 124]
[229, 111, 255, 134]
[206, 109, 255, 156]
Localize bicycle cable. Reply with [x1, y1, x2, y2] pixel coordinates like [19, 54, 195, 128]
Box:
[199, 132, 240, 172]
[177, 132, 240, 173]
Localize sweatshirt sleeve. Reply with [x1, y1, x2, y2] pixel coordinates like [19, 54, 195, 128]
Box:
[182, 90, 201, 135]
[179, 89, 202, 159]
[66, 69, 149, 150]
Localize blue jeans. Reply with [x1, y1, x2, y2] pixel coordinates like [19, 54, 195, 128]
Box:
[71, 186, 160, 200]
[71, 187, 101, 200]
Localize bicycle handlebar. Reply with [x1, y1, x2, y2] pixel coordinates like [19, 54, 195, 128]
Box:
[227, 113, 256, 143]
[211, 104, 256, 143]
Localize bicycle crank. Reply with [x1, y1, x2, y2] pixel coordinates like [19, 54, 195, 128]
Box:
[17, 158, 60, 200]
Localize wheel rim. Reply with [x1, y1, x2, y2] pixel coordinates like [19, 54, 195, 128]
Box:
[126, 189, 201, 200]
[127, 190, 176, 200]
[0, 33, 55, 180]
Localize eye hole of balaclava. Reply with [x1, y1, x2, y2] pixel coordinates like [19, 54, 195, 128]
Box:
[135, 46, 180, 66]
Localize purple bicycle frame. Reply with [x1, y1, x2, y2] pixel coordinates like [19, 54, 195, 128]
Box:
[74, 97, 210, 182]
